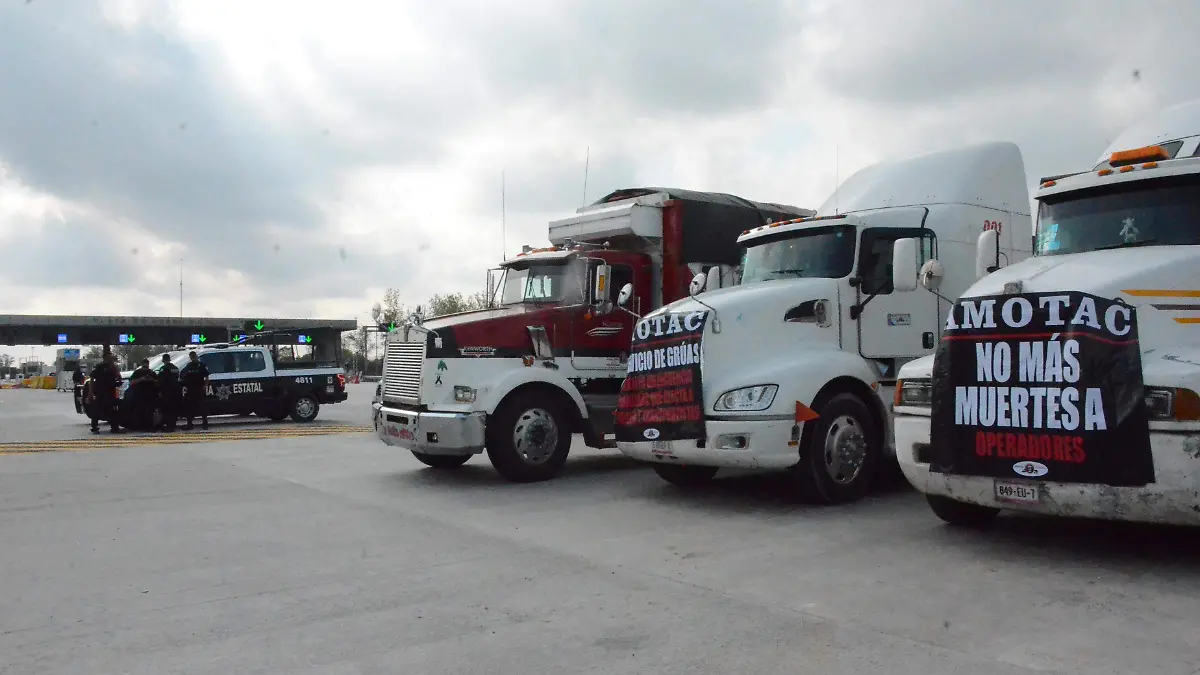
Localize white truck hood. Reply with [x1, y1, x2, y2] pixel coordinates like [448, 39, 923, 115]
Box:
[902, 247, 1200, 389]
[651, 278, 843, 399]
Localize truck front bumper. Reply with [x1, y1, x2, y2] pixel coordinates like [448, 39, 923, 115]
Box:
[374, 403, 486, 456]
[893, 412, 1200, 526]
[617, 418, 800, 470]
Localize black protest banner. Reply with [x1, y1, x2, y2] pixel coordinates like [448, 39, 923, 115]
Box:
[614, 310, 708, 443]
[929, 291, 1154, 486]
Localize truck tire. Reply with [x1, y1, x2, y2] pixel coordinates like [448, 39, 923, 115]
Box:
[411, 452, 470, 469]
[485, 391, 571, 482]
[788, 392, 880, 504]
[926, 495, 1000, 527]
[653, 464, 719, 487]
[289, 394, 319, 423]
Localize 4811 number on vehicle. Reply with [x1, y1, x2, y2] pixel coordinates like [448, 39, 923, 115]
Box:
[295, 376, 314, 384]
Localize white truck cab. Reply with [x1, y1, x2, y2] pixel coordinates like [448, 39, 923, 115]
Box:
[614, 142, 1032, 503]
[894, 99, 1200, 527]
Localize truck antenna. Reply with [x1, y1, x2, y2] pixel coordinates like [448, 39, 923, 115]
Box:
[179, 256, 184, 317]
[501, 169, 507, 261]
[582, 146, 590, 207]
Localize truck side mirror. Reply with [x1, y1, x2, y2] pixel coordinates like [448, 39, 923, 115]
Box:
[593, 264, 612, 313]
[976, 229, 1000, 279]
[616, 282, 633, 308]
[891, 238, 918, 293]
[706, 266, 721, 292]
[689, 272, 707, 296]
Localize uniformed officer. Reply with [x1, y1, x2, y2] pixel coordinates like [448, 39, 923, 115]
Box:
[157, 354, 181, 432]
[72, 367, 86, 413]
[179, 350, 210, 430]
[87, 352, 123, 434]
[128, 358, 157, 431]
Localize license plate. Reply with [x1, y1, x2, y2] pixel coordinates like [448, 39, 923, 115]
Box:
[326, 385, 335, 393]
[651, 440, 669, 452]
[994, 480, 1040, 504]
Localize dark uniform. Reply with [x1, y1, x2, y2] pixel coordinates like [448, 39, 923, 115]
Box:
[157, 358, 181, 432]
[72, 368, 86, 414]
[88, 359, 123, 434]
[180, 355, 210, 430]
[128, 362, 157, 431]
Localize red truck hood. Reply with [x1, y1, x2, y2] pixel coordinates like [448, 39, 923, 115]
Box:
[420, 303, 571, 359]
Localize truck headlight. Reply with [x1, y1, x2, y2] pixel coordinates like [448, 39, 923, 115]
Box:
[1144, 386, 1200, 421]
[453, 385, 477, 403]
[894, 378, 932, 408]
[714, 385, 778, 412]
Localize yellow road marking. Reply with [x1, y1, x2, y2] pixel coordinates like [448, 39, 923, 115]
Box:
[0, 425, 373, 455]
[1122, 289, 1200, 298]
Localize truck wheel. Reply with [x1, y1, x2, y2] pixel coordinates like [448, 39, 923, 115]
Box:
[289, 394, 319, 423]
[926, 495, 1000, 527]
[653, 464, 718, 487]
[485, 392, 571, 482]
[411, 452, 470, 469]
[789, 392, 879, 504]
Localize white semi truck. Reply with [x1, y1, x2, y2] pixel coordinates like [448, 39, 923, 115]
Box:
[614, 142, 1033, 503]
[893, 99, 1200, 527]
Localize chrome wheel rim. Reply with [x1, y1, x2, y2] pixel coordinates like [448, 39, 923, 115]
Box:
[295, 397, 315, 419]
[512, 408, 559, 464]
[823, 413, 867, 485]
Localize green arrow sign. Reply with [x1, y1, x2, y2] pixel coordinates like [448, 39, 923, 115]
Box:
[198, 334, 207, 343]
[388, 322, 396, 331]
[127, 333, 136, 343]
[254, 320, 265, 331]
[303, 335, 312, 344]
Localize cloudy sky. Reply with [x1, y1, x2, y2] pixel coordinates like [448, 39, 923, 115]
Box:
[1, 0, 1197, 361]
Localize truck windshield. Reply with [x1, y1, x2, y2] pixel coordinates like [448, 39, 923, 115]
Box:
[499, 262, 581, 305]
[740, 225, 856, 285]
[1036, 174, 1200, 256]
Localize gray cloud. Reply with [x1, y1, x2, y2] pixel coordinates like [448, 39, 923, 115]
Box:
[0, 1, 447, 298]
[468, 149, 643, 218]
[418, 0, 798, 116]
[0, 212, 139, 289]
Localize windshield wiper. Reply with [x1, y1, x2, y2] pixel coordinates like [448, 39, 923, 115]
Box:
[1092, 238, 1158, 251]
[767, 268, 806, 277]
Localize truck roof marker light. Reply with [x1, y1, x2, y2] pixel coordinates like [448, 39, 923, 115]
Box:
[1119, 165, 1134, 173]
[1109, 145, 1169, 166]
[794, 401, 820, 422]
[1143, 161, 1159, 169]
[1041, 180, 1057, 188]
[1098, 169, 1113, 176]
[741, 230, 750, 235]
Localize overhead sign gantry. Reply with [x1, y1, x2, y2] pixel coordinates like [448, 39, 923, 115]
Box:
[0, 315, 357, 357]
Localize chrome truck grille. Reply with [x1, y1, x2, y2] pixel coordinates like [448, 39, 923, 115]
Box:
[382, 340, 425, 402]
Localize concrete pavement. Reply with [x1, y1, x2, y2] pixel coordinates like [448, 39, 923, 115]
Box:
[1, 385, 1199, 674]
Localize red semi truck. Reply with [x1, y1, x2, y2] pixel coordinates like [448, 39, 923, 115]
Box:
[372, 187, 813, 481]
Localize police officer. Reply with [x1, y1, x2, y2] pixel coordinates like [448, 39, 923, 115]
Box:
[72, 367, 86, 413]
[128, 358, 157, 431]
[179, 350, 210, 430]
[157, 354, 181, 432]
[88, 352, 123, 434]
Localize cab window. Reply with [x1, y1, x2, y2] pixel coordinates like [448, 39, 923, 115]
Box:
[199, 352, 233, 374]
[858, 228, 936, 295]
[233, 351, 267, 373]
[593, 263, 634, 304]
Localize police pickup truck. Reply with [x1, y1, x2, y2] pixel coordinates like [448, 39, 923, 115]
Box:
[114, 343, 348, 426]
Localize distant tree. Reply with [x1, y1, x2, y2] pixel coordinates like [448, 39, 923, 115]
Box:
[0, 354, 12, 369]
[426, 291, 489, 318]
[84, 346, 105, 360]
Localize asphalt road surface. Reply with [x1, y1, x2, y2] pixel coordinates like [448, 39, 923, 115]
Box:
[2, 385, 1199, 674]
